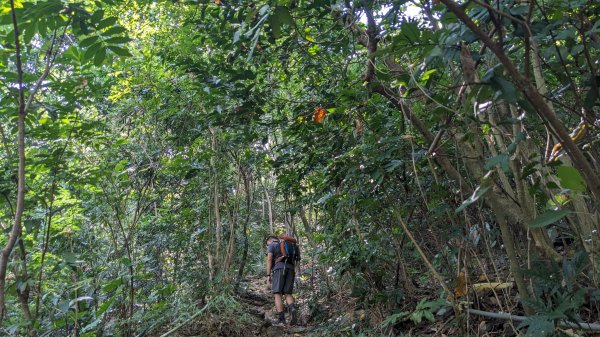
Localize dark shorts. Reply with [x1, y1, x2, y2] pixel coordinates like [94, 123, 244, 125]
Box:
[271, 268, 295, 294]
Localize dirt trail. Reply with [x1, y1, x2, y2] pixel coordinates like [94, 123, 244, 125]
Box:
[238, 276, 314, 336]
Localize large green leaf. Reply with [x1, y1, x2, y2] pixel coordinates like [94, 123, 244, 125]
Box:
[528, 209, 571, 228]
[557, 165, 586, 192]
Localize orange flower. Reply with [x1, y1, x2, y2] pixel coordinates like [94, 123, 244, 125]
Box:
[313, 107, 327, 124]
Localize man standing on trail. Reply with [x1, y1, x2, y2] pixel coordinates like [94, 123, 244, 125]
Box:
[266, 234, 300, 326]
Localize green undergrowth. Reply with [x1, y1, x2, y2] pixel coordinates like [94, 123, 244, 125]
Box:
[147, 291, 257, 337]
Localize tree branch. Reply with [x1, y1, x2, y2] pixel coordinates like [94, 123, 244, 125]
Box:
[438, 0, 600, 204]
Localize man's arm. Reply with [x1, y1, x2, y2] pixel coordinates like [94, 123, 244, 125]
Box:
[295, 246, 301, 274]
[266, 252, 273, 278]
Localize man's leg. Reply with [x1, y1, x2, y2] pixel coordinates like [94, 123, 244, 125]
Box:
[283, 269, 298, 325]
[271, 270, 286, 324]
[275, 293, 285, 312]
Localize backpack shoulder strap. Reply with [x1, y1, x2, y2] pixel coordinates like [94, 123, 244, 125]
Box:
[280, 240, 286, 257]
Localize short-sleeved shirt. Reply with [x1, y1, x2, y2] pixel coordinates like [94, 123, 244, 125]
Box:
[267, 240, 300, 271]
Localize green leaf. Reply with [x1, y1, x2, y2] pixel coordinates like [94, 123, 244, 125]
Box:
[23, 23, 36, 45]
[518, 316, 555, 337]
[381, 312, 409, 328]
[583, 88, 598, 110]
[490, 75, 518, 103]
[401, 22, 420, 42]
[269, 7, 294, 39]
[274, 6, 294, 26]
[79, 36, 99, 48]
[269, 16, 282, 39]
[93, 47, 106, 66]
[38, 20, 47, 37]
[84, 42, 103, 61]
[96, 295, 116, 316]
[104, 36, 132, 44]
[101, 26, 127, 36]
[484, 154, 509, 172]
[528, 209, 571, 228]
[507, 132, 526, 154]
[509, 5, 529, 15]
[102, 278, 123, 292]
[91, 9, 105, 24]
[107, 45, 132, 57]
[96, 17, 118, 30]
[557, 165, 586, 192]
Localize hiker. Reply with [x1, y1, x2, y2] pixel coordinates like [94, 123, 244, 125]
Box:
[265, 234, 300, 326]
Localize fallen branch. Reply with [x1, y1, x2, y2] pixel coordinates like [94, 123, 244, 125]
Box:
[467, 309, 600, 331]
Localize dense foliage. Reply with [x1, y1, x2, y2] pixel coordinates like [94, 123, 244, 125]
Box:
[0, 0, 598, 336]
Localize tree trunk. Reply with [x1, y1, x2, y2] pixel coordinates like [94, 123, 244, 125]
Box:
[235, 168, 253, 289]
[488, 194, 533, 315]
[0, 0, 27, 324]
[262, 177, 274, 234]
[209, 128, 222, 266]
[17, 241, 35, 337]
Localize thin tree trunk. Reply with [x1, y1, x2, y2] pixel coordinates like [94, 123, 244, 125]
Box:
[0, 0, 27, 324]
[235, 168, 253, 289]
[298, 207, 312, 234]
[17, 241, 35, 337]
[223, 185, 240, 275]
[261, 177, 274, 234]
[488, 195, 533, 315]
[209, 129, 222, 266]
[35, 179, 57, 320]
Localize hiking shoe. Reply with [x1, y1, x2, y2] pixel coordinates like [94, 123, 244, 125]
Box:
[271, 318, 285, 327]
[288, 306, 298, 326]
[271, 311, 286, 326]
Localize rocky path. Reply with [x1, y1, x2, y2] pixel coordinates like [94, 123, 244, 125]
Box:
[238, 276, 314, 337]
